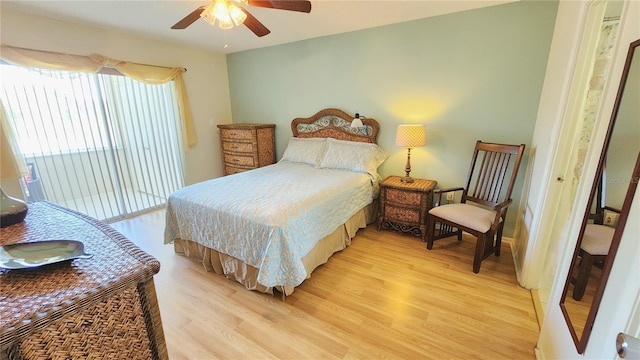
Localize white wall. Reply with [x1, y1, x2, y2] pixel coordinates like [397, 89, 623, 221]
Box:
[0, 8, 231, 188]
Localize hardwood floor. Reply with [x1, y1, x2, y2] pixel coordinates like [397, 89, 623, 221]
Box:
[111, 210, 539, 359]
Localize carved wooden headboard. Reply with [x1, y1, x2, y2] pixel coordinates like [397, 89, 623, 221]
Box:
[291, 108, 380, 144]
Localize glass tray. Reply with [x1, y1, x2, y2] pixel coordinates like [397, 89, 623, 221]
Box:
[0, 240, 93, 269]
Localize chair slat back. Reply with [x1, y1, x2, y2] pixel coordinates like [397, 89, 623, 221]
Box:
[588, 163, 622, 224]
[462, 141, 525, 208]
[590, 165, 607, 224]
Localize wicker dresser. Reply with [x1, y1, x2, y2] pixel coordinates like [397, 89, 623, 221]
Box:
[377, 176, 437, 240]
[217, 123, 276, 175]
[0, 202, 168, 360]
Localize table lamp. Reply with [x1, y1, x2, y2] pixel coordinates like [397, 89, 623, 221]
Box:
[1, 103, 28, 227]
[395, 124, 425, 183]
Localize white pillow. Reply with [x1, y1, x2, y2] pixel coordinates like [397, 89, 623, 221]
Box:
[319, 138, 388, 176]
[280, 137, 327, 167]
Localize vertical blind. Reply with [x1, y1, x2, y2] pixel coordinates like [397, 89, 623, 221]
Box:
[0, 63, 184, 222]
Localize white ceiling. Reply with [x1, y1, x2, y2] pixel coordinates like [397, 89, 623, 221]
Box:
[2, 0, 517, 54]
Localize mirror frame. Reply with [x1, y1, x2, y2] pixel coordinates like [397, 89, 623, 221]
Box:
[559, 38, 640, 354]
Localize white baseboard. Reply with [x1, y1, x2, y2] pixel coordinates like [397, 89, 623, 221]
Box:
[530, 289, 544, 330]
[501, 236, 515, 245]
[502, 235, 525, 285]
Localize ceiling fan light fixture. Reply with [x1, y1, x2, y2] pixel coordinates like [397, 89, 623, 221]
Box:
[200, 2, 217, 26]
[213, 0, 231, 22]
[218, 17, 234, 29]
[228, 4, 247, 25]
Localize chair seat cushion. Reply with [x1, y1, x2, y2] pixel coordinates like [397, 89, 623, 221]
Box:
[428, 203, 501, 233]
[581, 224, 615, 255]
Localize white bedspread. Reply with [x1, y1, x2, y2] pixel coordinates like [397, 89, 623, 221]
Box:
[164, 161, 376, 287]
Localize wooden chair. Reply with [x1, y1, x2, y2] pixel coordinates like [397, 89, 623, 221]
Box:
[571, 166, 619, 301]
[426, 140, 525, 273]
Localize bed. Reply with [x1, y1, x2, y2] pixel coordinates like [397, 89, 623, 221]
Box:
[164, 108, 386, 296]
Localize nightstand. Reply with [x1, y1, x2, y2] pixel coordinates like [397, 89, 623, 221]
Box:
[377, 175, 437, 240]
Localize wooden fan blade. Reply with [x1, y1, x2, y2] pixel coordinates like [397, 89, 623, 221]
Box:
[248, 0, 311, 13]
[242, 9, 271, 37]
[171, 6, 206, 29]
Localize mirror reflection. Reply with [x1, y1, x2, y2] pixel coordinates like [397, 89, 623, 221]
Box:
[560, 39, 640, 352]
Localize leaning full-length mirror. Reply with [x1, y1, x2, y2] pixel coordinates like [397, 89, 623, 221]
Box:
[560, 38, 640, 353]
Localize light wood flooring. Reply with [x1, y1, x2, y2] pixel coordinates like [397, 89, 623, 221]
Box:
[561, 261, 603, 338]
[111, 210, 539, 359]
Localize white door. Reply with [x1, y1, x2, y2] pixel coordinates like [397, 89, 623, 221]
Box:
[536, 1, 640, 358]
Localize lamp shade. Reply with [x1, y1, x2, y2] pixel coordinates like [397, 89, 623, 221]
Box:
[395, 124, 425, 148]
[0, 101, 28, 227]
[0, 126, 21, 180]
[1, 102, 26, 180]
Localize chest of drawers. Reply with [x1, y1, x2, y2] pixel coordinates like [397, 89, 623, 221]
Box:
[217, 123, 276, 175]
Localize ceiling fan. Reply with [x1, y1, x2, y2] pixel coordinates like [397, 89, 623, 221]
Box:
[171, 0, 312, 37]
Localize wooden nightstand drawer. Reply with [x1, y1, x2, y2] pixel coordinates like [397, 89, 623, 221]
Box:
[386, 204, 421, 223]
[224, 154, 254, 167]
[386, 188, 422, 206]
[222, 141, 253, 153]
[377, 176, 437, 240]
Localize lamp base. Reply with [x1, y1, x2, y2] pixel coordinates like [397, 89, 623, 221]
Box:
[1, 188, 28, 228]
[401, 148, 415, 184]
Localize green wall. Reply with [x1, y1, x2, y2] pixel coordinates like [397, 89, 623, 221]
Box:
[227, 0, 558, 237]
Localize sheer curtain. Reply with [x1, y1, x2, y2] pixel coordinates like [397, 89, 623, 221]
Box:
[0, 101, 27, 179]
